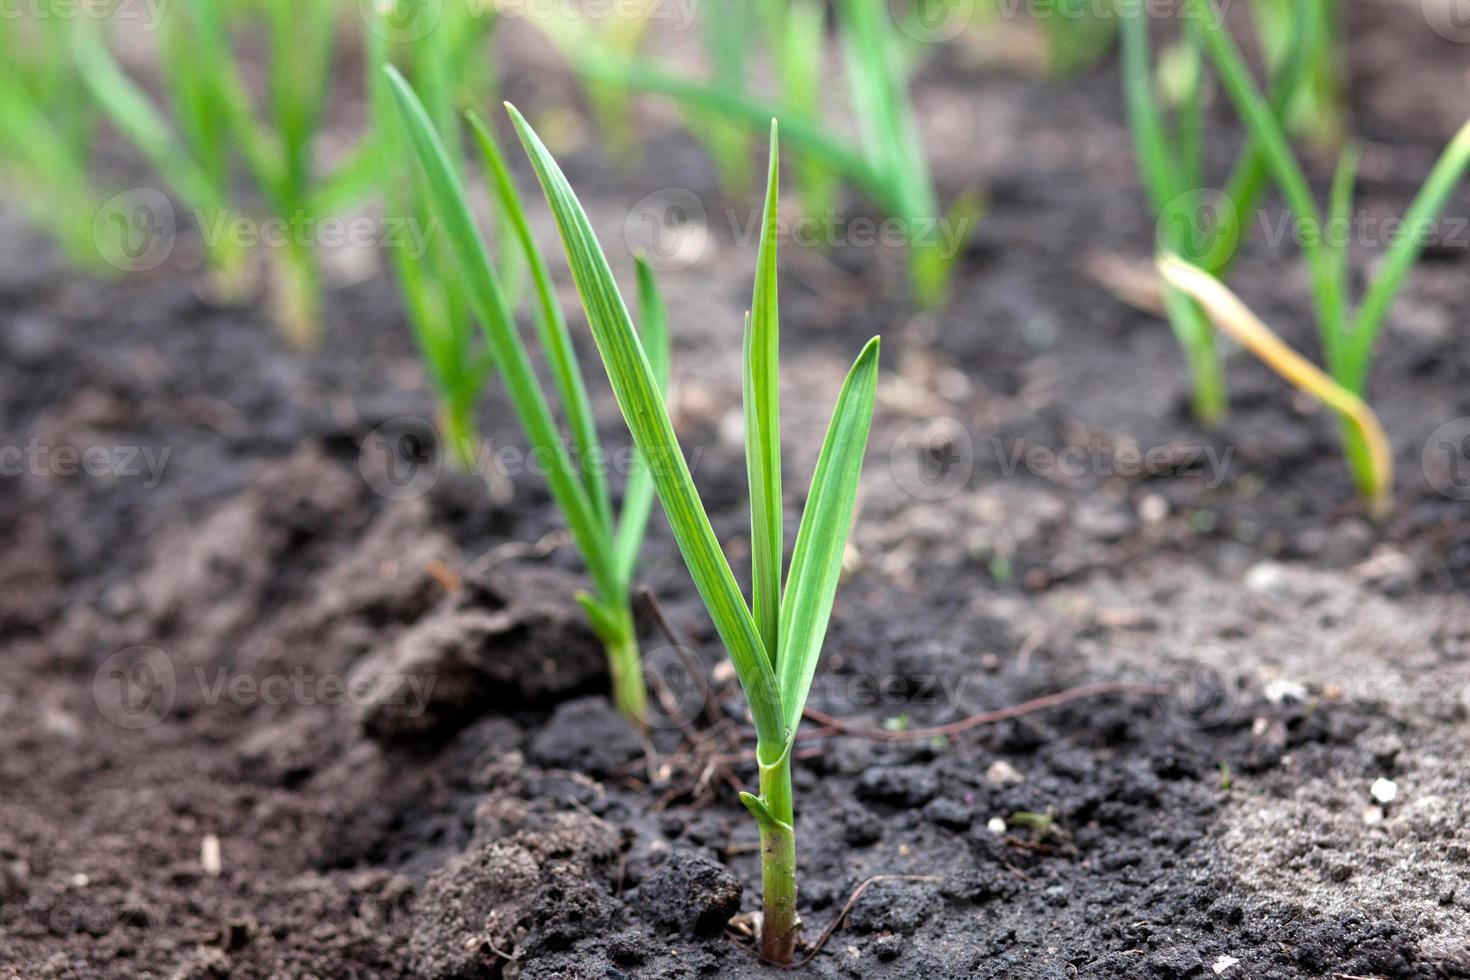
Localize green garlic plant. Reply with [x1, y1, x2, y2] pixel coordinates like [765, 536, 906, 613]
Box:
[1248, 0, 1345, 148]
[499, 0, 658, 166]
[1120, 0, 1304, 424]
[576, 0, 978, 309]
[509, 109, 880, 964]
[1165, 5, 1470, 515]
[73, 0, 358, 346]
[0, 5, 105, 269]
[367, 0, 501, 470]
[386, 68, 670, 725]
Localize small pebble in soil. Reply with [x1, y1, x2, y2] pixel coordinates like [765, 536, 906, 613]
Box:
[1244, 561, 1288, 595]
[1138, 493, 1169, 525]
[985, 760, 1025, 786]
[1370, 777, 1398, 805]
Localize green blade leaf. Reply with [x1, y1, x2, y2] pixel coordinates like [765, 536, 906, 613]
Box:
[1196, 3, 1343, 353]
[746, 124, 783, 669]
[1323, 143, 1359, 373]
[468, 109, 613, 532]
[505, 101, 786, 750]
[835, 0, 939, 230]
[612, 256, 672, 588]
[1119, 4, 1182, 217]
[1345, 118, 1470, 393]
[384, 68, 618, 602]
[70, 26, 223, 214]
[777, 337, 880, 735]
[573, 52, 896, 213]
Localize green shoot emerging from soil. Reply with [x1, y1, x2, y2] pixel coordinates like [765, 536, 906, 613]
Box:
[367, 1, 498, 470]
[571, 0, 977, 310]
[386, 68, 668, 725]
[1179, 4, 1470, 513]
[0, 5, 104, 269]
[73, 1, 360, 346]
[508, 108, 880, 963]
[1119, 0, 1305, 425]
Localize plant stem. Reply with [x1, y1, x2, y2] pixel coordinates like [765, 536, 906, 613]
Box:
[756, 744, 798, 963]
[204, 234, 254, 304]
[1337, 419, 1382, 514]
[272, 242, 321, 349]
[438, 402, 479, 474]
[1185, 330, 1228, 427]
[1161, 285, 1227, 427]
[1158, 253, 1392, 517]
[603, 613, 648, 726]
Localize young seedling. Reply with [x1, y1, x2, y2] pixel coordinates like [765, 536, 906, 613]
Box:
[385, 68, 670, 725]
[1119, 0, 1306, 425]
[498, 0, 658, 166]
[1157, 253, 1392, 516]
[755, 0, 841, 223]
[0, 6, 104, 269]
[573, 0, 979, 309]
[1176, 3, 1470, 513]
[367, 0, 498, 470]
[681, 0, 836, 209]
[70, 18, 252, 298]
[74, 0, 365, 346]
[1249, 0, 1345, 148]
[508, 109, 880, 964]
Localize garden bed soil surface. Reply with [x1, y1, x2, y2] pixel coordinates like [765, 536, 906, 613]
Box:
[3, 3, 1470, 977]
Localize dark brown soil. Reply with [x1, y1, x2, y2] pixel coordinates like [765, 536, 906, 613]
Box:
[4, 5, 1470, 978]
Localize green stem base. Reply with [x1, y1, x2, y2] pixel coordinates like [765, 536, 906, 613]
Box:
[604, 627, 648, 726]
[745, 742, 798, 964]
